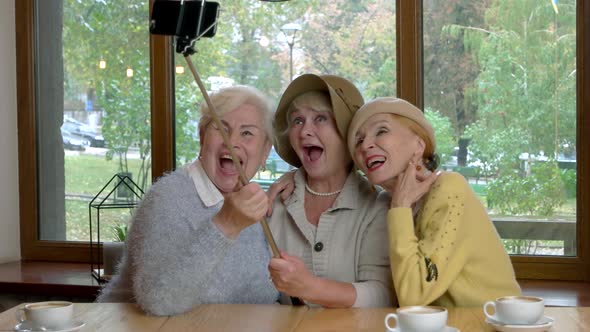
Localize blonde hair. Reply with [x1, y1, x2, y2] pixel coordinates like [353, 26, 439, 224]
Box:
[280, 90, 333, 136]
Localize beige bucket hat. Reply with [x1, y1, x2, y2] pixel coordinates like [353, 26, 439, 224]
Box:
[273, 74, 364, 167]
[347, 97, 436, 159]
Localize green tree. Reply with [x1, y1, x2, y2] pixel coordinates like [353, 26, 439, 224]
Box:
[299, 0, 396, 99]
[425, 1, 490, 166]
[64, 0, 151, 190]
[454, 0, 576, 215]
[425, 108, 455, 165]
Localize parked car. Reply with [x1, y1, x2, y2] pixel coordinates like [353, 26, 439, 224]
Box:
[61, 127, 89, 151]
[63, 117, 106, 148]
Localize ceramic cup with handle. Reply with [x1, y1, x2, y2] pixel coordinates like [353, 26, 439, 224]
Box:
[15, 301, 74, 330]
[384, 305, 448, 332]
[483, 296, 544, 325]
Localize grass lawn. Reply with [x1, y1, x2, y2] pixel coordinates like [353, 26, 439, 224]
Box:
[65, 154, 149, 195]
[64, 154, 577, 253]
[65, 154, 150, 241]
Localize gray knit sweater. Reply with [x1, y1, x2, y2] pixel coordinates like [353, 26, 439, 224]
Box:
[97, 167, 279, 316]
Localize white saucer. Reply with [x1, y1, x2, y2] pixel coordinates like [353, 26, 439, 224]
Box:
[485, 316, 553, 332]
[14, 320, 85, 332]
[387, 326, 459, 332]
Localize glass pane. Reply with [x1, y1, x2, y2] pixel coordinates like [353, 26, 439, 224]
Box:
[423, 0, 577, 256]
[174, 0, 397, 187]
[36, 0, 151, 242]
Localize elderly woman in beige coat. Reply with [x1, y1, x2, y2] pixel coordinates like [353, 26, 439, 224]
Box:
[267, 74, 393, 308]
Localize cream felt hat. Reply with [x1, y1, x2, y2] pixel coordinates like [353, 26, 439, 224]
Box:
[273, 74, 364, 167]
[347, 97, 436, 159]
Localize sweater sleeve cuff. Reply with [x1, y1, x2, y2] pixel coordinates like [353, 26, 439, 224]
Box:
[352, 281, 392, 307]
[387, 208, 416, 242]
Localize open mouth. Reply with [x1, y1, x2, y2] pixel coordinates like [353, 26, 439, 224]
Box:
[219, 154, 243, 172]
[365, 155, 386, 171]
[304, 145, 324, 162]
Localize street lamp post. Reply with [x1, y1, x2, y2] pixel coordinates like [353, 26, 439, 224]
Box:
[281, 23, 301, 82]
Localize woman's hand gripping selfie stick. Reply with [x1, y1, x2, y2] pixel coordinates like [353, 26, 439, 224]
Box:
[183, 55, 281, 258]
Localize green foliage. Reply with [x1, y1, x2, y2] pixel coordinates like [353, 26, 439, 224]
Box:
[366, 57, 396, 100]
[290, 0, 396, 98]
[465, 124, 525, 178]
[487, 160, 565, 216]
[64, 0, 151, 191]
[111, 224, 128, 242]
[174, 82, 202, 165]
[502, 239, 544, 255]
[424, 108, 455, 164]
[102, 73, 152, 190]
[560, 169, 576, 199]
[456, 0, 576, 216]
[425, 1, 489, 137]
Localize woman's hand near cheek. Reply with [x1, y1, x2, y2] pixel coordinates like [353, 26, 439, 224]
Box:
[269, 251, 317, 300]
[213, 182, 269, 238]
[390, 162, 439, 209]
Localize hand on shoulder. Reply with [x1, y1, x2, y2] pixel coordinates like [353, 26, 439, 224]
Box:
[266, 170, 297, 216]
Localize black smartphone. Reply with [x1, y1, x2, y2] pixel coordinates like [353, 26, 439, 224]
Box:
[150, 0, 220, 39]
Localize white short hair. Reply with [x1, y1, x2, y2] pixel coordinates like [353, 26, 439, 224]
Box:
[198, 85, 273, 140]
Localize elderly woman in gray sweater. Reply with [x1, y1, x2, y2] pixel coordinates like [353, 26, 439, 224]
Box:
[97, 86, 279, 316]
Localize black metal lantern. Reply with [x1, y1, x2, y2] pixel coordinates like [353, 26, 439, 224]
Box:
[89, 173, 144, 282]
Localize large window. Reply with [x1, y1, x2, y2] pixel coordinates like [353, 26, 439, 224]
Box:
[60, 0, 152, 243]
[16, 0, 590, 280]
[17, 0, 152, 261]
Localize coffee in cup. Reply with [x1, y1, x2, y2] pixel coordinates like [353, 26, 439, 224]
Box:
[16, 301, 74, 330]
[384, 306, 448, 332]
[483, 296, 544, 325]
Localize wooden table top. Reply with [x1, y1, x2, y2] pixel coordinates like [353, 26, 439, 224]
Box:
[0, 303, 589, 331]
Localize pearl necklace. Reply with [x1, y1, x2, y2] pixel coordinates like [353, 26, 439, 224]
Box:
[305, 183, 342, 197]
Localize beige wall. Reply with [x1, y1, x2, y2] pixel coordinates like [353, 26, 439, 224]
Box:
[0, 1, 20, 263]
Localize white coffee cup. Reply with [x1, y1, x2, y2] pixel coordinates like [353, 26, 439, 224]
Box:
[16, 301, 74, 330]
[483, 296, 544, 325]
[384, 306, 448, 332]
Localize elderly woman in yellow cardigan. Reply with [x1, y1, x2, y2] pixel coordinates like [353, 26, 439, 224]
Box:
[347, 97, 521, 307]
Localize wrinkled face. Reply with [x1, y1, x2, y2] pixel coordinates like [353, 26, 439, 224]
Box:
[287, 106, 351, 178]
[353, 113, 425, 188]
[199, 104, 271, 193]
